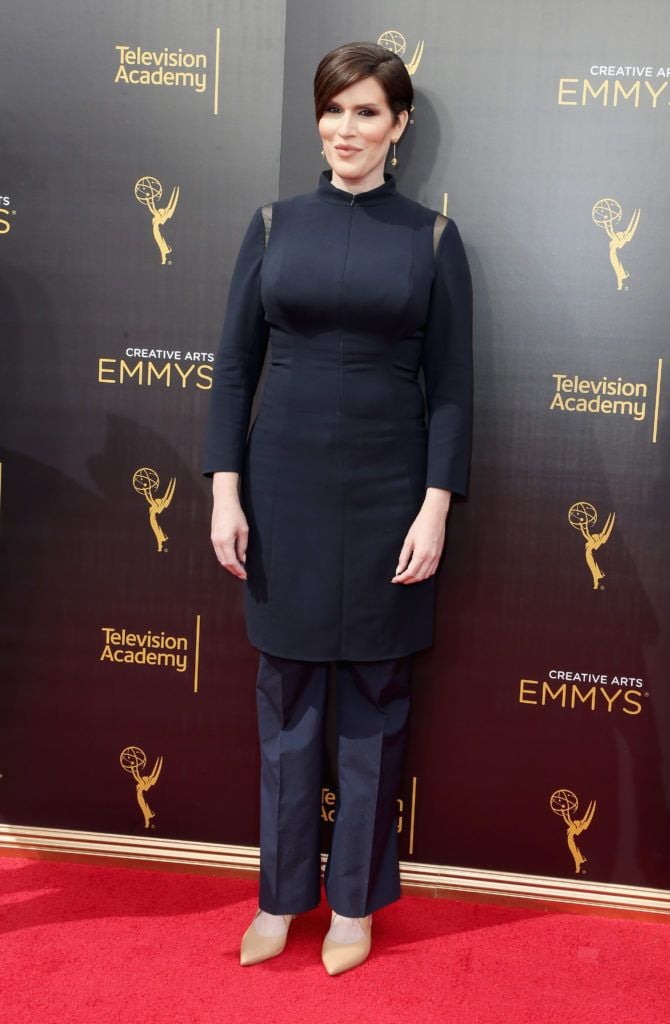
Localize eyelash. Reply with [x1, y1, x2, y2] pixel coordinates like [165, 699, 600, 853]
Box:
[325, 106, 377, 116]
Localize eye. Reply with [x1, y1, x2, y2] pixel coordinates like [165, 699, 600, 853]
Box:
[323, 105, 379, 116]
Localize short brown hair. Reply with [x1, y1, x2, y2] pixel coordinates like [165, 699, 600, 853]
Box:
[313, 42, 413, 127]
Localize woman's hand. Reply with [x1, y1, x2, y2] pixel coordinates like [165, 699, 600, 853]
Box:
[211, 472, 249, 580]
[391, 487, 452, 585]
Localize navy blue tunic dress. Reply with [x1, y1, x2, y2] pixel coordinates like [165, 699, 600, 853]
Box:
[204, 169, 472, 661]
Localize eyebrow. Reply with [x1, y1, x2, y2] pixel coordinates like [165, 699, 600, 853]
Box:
[329, 101, 382, 107]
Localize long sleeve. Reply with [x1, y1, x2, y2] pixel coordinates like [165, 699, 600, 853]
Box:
[203, 205, 270, 476]
[420, 217, 473, 496]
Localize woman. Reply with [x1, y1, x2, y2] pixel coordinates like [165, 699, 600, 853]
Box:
[204, 41, 473, 975]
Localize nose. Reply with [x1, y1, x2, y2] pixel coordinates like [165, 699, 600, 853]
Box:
[337, 111, 357, 137]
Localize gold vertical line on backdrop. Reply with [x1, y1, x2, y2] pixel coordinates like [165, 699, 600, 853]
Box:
[213, 28, 221, 115]
[408, 776, 417, 855]
[652, 357, 663, 443]
[193, 614, 201, 693]
[442, 192, 448, 217]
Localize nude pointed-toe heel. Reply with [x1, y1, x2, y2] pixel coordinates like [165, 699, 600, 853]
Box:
[240, 910, 294, 966]
[321, 913, 372, 976]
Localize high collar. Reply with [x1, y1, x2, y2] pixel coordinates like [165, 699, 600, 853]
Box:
[316, 169, 397, 206]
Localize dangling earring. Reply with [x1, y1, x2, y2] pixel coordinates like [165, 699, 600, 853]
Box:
[321, 147, 326, 159]
[390, 140, 398, 168]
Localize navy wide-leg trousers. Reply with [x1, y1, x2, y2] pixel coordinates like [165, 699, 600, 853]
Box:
[255, 651, 413, 917]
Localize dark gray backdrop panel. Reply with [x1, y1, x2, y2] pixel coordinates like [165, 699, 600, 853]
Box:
[0, 0, 285, 844]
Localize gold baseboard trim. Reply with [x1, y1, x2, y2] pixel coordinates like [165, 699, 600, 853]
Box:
[0, 824, 260, 873]
[397, 860, 670, 918]
[1, 824, 667, 918]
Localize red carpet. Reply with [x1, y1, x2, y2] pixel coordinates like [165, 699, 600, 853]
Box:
[1, 855, 668, 1024]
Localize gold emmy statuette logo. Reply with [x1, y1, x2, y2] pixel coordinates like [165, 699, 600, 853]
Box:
[120, 745, 163, 828]
[568, 501, 615, 590]
[592, 198, 640, 291]
[550, 788, 596, 873]
[132, 467, 175, 552]
[135, 176, 180, 265]
[378, 30, 424, 75]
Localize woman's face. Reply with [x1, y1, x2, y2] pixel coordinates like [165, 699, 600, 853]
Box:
[318, 75, 408, 190]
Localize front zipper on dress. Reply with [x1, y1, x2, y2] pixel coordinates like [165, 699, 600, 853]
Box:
[337, 194, 355, 654]
[338, 198, 355, 415]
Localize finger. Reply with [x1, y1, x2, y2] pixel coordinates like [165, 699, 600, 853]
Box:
[398, 547, 439, 583]
[392, 552, 417, 582]
[223, 560, 247, 580]
[211, 535, 231, 564]
[211, 536, 226, 563]
[418, 554, 441, 579]
[216, 538, 248, 579]
[211, 530, 244, 564]
[223, 552, 247, 577]
[411, 554, 439, 579]
[420, 556, 442, 582]
[236, 527, 249, 564]
[393, 540, 413, 578]
[392, 551, 427, 584]
[407, 560, 438, 584]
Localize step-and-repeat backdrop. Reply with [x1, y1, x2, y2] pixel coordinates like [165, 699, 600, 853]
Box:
[1, 0, 668, 890]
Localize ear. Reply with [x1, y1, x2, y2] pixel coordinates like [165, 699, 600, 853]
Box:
[393, 108, 410, 140]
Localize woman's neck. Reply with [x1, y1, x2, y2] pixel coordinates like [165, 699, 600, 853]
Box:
[329, 168, 386, 195]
